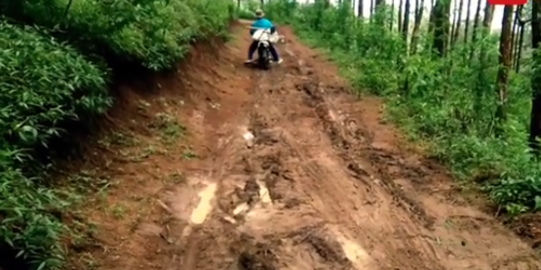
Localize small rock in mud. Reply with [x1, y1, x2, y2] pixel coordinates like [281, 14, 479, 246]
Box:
[284, 198, 302, 209]
[306, 234, 350, 264]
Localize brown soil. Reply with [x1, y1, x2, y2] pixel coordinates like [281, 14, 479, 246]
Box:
[64, 21, 541, 270]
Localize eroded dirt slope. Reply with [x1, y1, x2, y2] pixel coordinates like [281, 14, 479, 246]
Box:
[67, 21, 541, 270]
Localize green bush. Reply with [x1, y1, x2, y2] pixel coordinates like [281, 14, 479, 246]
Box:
[0, 22, 111, 151]
[235, 0, 263, 20]
[265, 0, 541, 216]
[0, 0, 234, 269]
[0, 20, 109, 269]
[4, 0, 234, 70]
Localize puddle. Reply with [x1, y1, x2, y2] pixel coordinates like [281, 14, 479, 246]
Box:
[257, 180, 273, 204]
[234, 202, 250, 216]
[190, 183, 218, 224]
[240, 126, 255, 148]
[334, 232, 372, 269]
[328, 109, 338, 122]
[243, 131, 254, 141]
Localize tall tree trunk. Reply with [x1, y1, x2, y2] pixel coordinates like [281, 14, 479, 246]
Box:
[450, 0, 458, 45]
[463, 0, 472, 43]
[472, 0, 494, 114]
[398, 0, 404, 32]
[432, 0, 452, 57]
[410, 0, 425, 54]
[469, 0, 486, 60]
[482, 2, 494, 34]
[358, 0, 363, 17]
[390, 0, 395, 30]
[494, 5, 514, 132]
[513, 5, 525, 72]
[529, 0, 541, 154]
[428, 1, 437, 34]
[477, 1, 494, 64]
[515, 18, 526, 72]
[452, 0, 463, 44]
[511, 6, 520, 67]
[402, 0, 411, 42]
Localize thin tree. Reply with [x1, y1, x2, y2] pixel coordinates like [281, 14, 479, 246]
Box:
[390, 0, 395, 30]
[398, 0, 404, 32]
[402, 0, 411, 42]
[511, 6, 520, 67]
[513, 5, 528, 72]
[358, 0, 363, 17]
[494, 5, 514, 131]
[428, 0, 436, 34]
[529, 1, 541, 154]
[450, 0, 458, 45]
[469, 0, 487, 60]
[431, 0, 452, 57]
[452, 0, 464, 44]
[473, 0, 494, 114]
[410, 0, 425, 54]
[463, 0, 473, 43]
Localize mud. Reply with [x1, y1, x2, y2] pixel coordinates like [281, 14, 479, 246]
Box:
[65, 21, 541, 270]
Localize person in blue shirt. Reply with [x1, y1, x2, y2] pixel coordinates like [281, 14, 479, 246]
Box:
[245, 9, 282, 64]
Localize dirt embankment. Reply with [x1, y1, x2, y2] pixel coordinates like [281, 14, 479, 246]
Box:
[64, 21, 541, 270]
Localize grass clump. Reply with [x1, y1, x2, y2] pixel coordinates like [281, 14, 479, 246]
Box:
[0, 0, 234, 269]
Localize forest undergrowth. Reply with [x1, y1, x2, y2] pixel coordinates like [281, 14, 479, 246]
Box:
[0, 0, 234, 269]
[264, 0, 541, 218]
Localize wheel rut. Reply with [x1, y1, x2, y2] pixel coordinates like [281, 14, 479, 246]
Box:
[72, 21, 541, 270]
[172, 23, 541, 270]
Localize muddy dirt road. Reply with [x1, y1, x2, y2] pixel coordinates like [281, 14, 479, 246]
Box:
[71, 21, 541, 270]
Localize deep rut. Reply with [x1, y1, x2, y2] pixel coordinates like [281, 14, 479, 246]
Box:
[118, 22, 541, 270]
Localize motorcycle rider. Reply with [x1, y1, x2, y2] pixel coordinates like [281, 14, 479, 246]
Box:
[245, 9, 282, 64]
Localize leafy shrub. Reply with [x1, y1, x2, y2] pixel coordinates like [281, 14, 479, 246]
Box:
[0, 21, 111, 151]
[0, 0, 235, 269]
[0, 20, 109, 269]
[4, 0, 234, 70]
[236, 0, 264, 20]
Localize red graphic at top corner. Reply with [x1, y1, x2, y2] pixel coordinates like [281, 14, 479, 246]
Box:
[487, 0, 526, 5]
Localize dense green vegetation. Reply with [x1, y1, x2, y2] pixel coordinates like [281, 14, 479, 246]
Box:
[264, 0, 541, 215]
[0, 0, 234, 269]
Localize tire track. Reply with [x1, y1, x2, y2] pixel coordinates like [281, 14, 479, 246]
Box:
[163, 22, 541, 270]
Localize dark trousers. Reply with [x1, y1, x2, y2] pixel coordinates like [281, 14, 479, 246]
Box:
[248, 40, 280, 61]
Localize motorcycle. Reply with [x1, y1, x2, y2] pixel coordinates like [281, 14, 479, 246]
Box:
[246, 27, 279, 70]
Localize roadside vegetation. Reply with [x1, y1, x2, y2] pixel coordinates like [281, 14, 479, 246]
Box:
[264, 0, 541, 217]
[0, 0, 233, 269]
